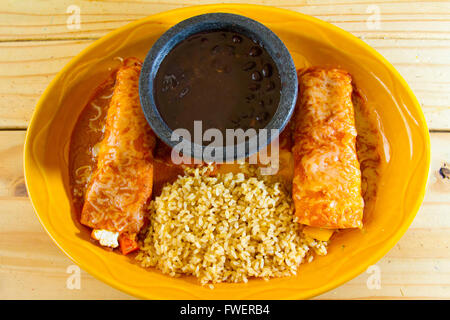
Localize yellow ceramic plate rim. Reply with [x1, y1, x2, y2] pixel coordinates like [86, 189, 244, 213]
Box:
[24, 3, 430, 299]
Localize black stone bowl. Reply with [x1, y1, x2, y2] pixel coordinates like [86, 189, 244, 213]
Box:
[139, 13, 297, 162]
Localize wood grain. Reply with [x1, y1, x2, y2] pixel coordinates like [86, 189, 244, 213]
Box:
[0, 38, 449, 129]
[0, 131, 26, 197]
[0, 131, 448, 299]
[0, 0, 449, 129]
[1, 1, 450, 41]
[0, 40, 92, 128]
[0, 0, 449, 300]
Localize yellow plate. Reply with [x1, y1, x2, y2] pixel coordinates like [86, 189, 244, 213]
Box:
[24, 4, 430, 299]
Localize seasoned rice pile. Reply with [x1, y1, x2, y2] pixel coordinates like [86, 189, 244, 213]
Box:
[136, 165, 327, 285]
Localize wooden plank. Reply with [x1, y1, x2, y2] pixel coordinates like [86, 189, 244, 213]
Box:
[1, 1, 449, 41]
[0, 40, 92, 129]
[0, 198, 132, 300]
[0, 130, 448, 299]
[0, 131, 26, 197]
[0, 38, 449, 130]
[1, 1, 449, 129]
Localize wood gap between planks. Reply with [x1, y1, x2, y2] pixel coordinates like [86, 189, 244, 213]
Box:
[2, 129, 450, 132]
[0, 37, 99, 43]
[3, 36, 450, 43]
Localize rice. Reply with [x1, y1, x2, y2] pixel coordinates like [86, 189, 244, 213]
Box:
[136, 165, 328, 285]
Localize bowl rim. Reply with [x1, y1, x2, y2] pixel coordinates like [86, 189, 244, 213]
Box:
[24, 3, 431, 300]
[139, 12, 298, 162]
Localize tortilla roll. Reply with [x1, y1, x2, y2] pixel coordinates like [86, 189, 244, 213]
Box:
[292, 67, 364, 229]
[81, 58, 156, 235]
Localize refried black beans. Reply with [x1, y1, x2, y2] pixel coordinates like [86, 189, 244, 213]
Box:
[154, 31, 281, 139]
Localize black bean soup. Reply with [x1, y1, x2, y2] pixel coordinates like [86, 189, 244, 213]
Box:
[154, 31, 281, 140]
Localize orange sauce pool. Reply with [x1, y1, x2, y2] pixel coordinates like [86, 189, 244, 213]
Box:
[353, 86, 384, 221]
[69, 66, 384, 235]
[69, 73, 115, 215]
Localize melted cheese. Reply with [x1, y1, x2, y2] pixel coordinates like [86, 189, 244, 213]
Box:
[80, 58, 156, 235]
[292, 68, 364, 229]
[91, 229, 119, 248]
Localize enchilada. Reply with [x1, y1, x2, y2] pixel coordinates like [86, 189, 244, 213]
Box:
[292, 67, 364, 229]
[80, 58, 156, 252]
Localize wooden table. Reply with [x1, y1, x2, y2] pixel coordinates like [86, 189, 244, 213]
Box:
[0, 0, 449, 300]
